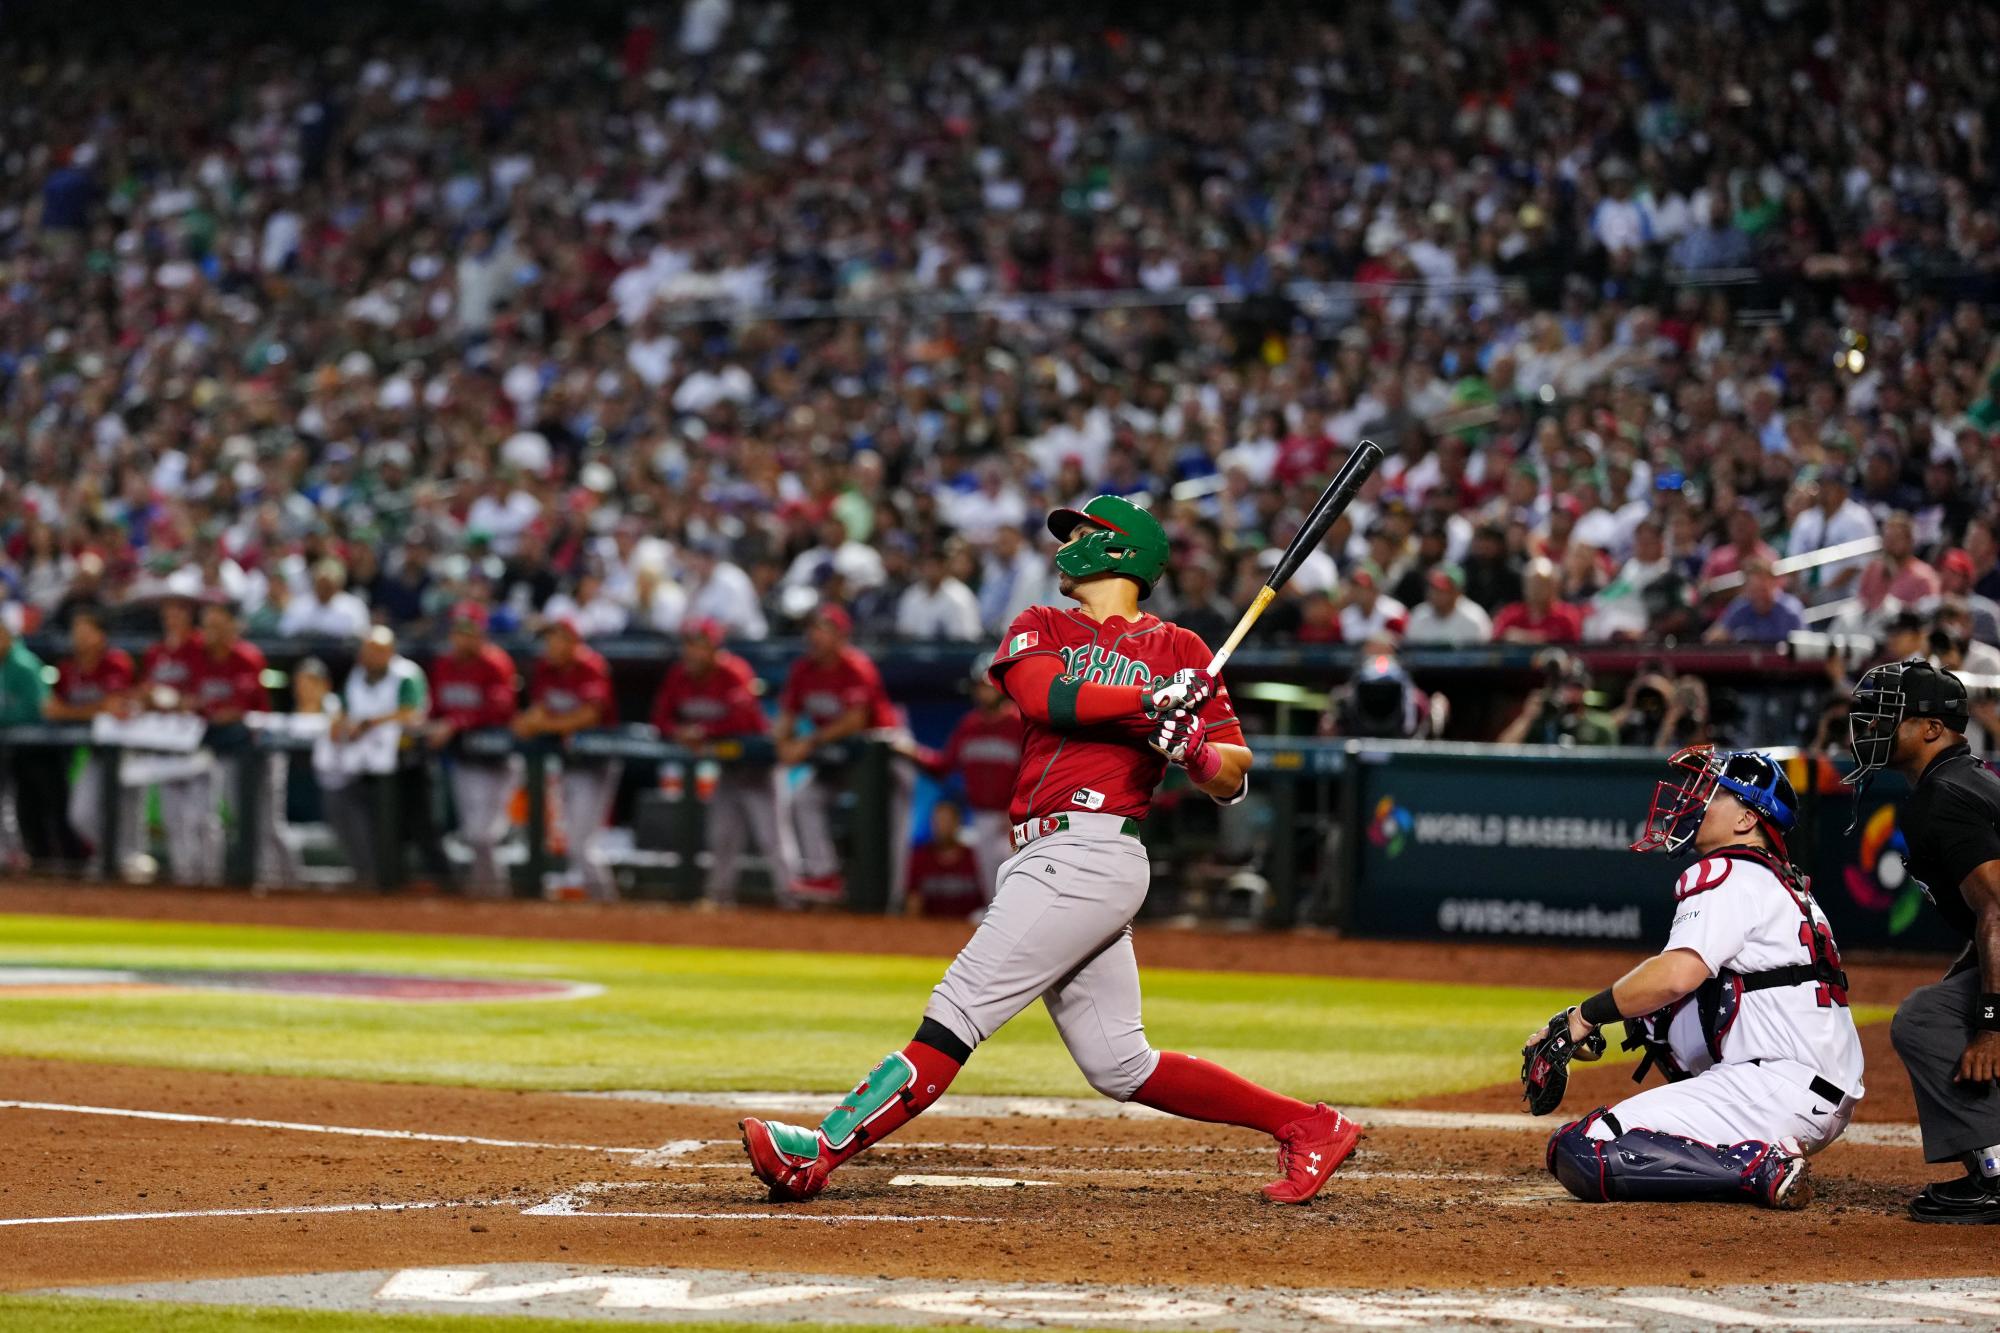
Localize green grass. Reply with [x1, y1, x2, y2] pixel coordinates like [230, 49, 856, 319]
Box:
[0, 913, 1611, 1103]
[0, 912, 1891, 1103]
[0, 1295, 1008, 1333]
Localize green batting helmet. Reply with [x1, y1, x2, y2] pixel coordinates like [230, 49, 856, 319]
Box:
[1048, 495, 1169, 599]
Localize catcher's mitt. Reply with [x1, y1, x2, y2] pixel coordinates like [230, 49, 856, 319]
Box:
[1520, 1008, 1607, 1116]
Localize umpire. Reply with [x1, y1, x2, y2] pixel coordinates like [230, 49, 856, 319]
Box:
[1848, 657, 2000, 1223]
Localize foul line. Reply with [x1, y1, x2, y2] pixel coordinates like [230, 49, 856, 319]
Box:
[0, 1198, 512, 1228]
[0, 1100, 653, 1155]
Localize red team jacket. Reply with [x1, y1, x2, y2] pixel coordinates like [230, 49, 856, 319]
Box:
[141, 635, 207, 697]
[779, 646, 898, 731]
[921, 705, 1024, 813]
[428, 644, 520, 730]
[530, 648, 617, 723]
[989, 606, 1242, 823]
[56, 649, 136, 709]
[192, 641, 271, 720]
[905, 840, 985, 918]
[650, 652, 768, 740]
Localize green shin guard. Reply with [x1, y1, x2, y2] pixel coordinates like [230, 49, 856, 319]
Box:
[818, 1051, 918, 1152]
[764, 1120, 824, 1160]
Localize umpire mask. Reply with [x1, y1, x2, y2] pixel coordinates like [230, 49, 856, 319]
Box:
[1847, 658, 1969, 784]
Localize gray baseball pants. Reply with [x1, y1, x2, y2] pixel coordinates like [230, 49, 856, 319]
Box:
[703, 768, 786, 906]
[560, 760, 623, 901]
[1890, 960, 2000, 1162]
[923, 826, 1160, 1100]
[449, 757, 515, 897]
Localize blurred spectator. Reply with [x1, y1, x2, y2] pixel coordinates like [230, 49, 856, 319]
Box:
[515, 619, 620, 901]
[280, 561, 371, 640]
[682, 542, 768, 642]
[1497, 652, 1617, 747]
[1928, 551, 2000, 645]
[47, 605, 137, 866]
[903, 801, 985, 920]
[1786, 470, 1878, 605]
[1493, 558, 1584, 645]
[1613, 671, 1714, 751]
[1338, 564, 1408, 642]
[1461, 526, 1523, 613]
[1699, 506, 1780, 592]
[649, 619, 787, 908]
[1706, 558, 1807, 644]
[1404, 565, 1493, 644]
[426, 604, 521, 896]
[1856, 513, 1941, 615]
[895, 548, 982, 641]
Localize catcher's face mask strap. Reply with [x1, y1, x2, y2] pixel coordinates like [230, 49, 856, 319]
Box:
[1633, 745, 1720, 853]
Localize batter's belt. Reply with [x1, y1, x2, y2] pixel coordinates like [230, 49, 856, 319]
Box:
[1010, 812, 1142, 850]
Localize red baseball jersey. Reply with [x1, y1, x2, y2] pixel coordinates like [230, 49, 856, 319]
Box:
[429, 643, 520, 729]
[989, 605, 1243, 823]
[905, 841, 986, 918]
[141, 635, 206, 693]
[192, 640, 270, 719]
[529, 648, 617, 722]
[57, 649, 135, 708]
[935, 705, 1025, 813]
[651, 652, 768, 739]
[779, 645, 898, 731]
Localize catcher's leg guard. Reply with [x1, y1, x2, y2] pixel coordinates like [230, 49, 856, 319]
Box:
[1548, 1109, 1811, 1208]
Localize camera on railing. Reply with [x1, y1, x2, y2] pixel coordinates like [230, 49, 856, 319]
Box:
[1784, 630, 1874, 664]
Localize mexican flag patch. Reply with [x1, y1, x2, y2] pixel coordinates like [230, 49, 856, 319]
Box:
[1007, 630, 1038, 656]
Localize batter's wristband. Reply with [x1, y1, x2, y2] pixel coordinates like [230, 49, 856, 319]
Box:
[1578, 989, 1622, 1028]
[1978, 994, 2000, 1032]
[1185, 740, 1222, 786]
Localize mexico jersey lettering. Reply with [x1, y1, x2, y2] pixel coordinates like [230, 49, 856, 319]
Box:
[989, 605, 1241, 823]
[1664, 850, 1865, 1097]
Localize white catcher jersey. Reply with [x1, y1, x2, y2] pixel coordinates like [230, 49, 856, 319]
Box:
[1663, 848, 1866, 1098]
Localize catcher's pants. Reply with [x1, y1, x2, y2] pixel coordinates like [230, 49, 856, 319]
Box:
[1592, 1058, 1856, 1156]
[69, 756, 142, 871]
[923, 823, 1159, 1100]
[1891, 961, 2000, 1162]
[449, 757, 516, 897]
[158, 772, 222, 885]
[965, 809, 1011, 902]
[704, 768, 786, 906]
[559, 760, 622, 902]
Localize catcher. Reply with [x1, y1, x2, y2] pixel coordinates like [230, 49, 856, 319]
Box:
[1521, 747, 1863, 1209]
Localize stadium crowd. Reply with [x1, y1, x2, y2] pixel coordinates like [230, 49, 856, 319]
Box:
[2, 0, 2000, 893]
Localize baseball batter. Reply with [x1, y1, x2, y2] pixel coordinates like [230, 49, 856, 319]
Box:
[742, 496, 1361, 1205]
[1530, 747, 1864, 1209]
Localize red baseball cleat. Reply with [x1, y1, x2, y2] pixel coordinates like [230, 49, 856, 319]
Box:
[740, 1117, 833, 1201]
[1260, 1103, 1361, 1204]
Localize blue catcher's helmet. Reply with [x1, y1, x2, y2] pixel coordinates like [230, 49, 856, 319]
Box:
[1632, 745, 1797, 855]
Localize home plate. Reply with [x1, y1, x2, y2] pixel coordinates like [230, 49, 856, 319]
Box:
[889, 1174, 1051, 1188]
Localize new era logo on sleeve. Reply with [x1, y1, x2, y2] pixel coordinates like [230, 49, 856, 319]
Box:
[1007, 630, 1038, 655]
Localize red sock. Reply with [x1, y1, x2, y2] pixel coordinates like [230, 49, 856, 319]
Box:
[1133, 1051, 1314, 1136]
[823, 1039, 962, 1169]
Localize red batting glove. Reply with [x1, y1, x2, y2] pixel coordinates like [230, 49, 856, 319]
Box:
[1147, 709, 1222, 785]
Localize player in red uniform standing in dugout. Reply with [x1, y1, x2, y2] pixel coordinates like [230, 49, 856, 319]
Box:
[46, 605, 138, 870]
[650, 619, 789, 909]
[772, 605, 910, 906]
[903, 655, 1023, 902]
[426, 603, 521, 897]
[901, 800, 986, 919]
[187, 601, 271, 884]
[514, 617, 619, 901]
[743, 495, 1360, 1205]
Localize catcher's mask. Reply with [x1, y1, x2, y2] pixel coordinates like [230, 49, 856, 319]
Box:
[1632, 745, 1797, 856]
[1847, 657, 1969, 784]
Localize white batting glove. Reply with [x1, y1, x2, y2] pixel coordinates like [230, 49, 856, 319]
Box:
[1144, 668, 1217, 718]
